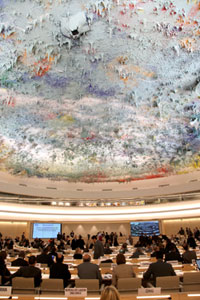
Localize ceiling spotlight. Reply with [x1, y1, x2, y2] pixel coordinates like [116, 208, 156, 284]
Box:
[52, 202, 57, 205]
[58, 202, 64, 206]
[65, 202, 70, 206]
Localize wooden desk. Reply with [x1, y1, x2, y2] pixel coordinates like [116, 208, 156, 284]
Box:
[4, 292, 200, 300]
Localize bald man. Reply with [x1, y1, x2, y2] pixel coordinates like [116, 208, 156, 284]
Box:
[77, 254, 102, 284]
[50, 253, 71, 288]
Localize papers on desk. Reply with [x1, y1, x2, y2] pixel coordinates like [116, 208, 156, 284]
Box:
[124, 252, 132, 256]
[8, 266, 20, 270]
[71, 275, 79, 279]
[137, 272, 144, 278]
[167, 261, 182, 268]
[138, 266, 148, 270]
[175, 270, 183, 276]
[166, 260, 178, 265]
[138, 256, 150, 260]
[140, 261, 151, 266]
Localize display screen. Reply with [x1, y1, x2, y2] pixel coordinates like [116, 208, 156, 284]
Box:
[32, 223, 61, 239]
[130, 221, 160, 236]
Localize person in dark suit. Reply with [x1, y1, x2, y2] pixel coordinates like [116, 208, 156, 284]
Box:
[0, 256, 11, 285]
[77, 235, 85, 250]
[11, 251, 28, 267]
[71, 235, 78, 250]
[50, 253, 71, 288]
[77, 254, 102, 285]
[187, 234, 197, 249]
[165, 245, 182, 262]
[73, 248, 83, 259]
[11, 255, 42, 287]
[143, 251, 176, 286]
[92, 235, 104, 259]
[178, 227, 185, 235]
[103, 243, 113, 254]
[37, 247, 54, 267]
[57, 232, 62, 240]
[182, 244, 197, 263]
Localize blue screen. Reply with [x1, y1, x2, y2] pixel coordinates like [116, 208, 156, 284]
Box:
[130, 221, 160, 236]
[32, 223, 61, 239]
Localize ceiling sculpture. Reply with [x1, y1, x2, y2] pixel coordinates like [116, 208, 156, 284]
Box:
[0, 0, 200, 183]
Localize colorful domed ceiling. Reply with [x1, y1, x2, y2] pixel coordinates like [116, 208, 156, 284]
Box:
[0, 0, 200, 183]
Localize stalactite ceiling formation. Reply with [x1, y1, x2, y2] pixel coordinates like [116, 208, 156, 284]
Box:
[0, 0, 200, 183]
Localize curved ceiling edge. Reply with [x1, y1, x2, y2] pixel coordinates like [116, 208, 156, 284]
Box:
[0, 171, 199, 199]
[0, 200, 200, 221]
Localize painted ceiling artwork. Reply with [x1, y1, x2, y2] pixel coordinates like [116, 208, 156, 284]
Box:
[0, 0, 200, 183]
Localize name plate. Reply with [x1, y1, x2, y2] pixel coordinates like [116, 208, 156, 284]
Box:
[65, 288, 87, 297]
[140, 261, 151, 266]
[138, 287, 161, 295]
[0, 286, 12, 295]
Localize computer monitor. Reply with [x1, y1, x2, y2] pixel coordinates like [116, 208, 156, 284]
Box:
[130, 221, 160, 236]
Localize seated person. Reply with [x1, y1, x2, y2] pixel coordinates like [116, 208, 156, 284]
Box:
[165, 245, 182, 262]
[84, 243, 90, 253]
[146, 244, 153, 253]
[151, 245, 160, 257]
[143, 251, 176, 286]
[119, 243, 128, 254]
[130, 247, 145, 258]
[100, 285, 120, 300]
[11, 251, 28, 267]
[187, 234, 197, 249]
[50, 253, 71, 288]
[49, 246, 58, 259]
[104, 243, 113, 254]
[0, 251, 7, 261]
[182, 244, 197, 263]
[11, 255, 42, 287]
[73, 248, 83, 259]
[37, 247, 54, 267]
[77, 254, 102, 285]
[112, 253, 136, 287]
[0, 256, 11, 285]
